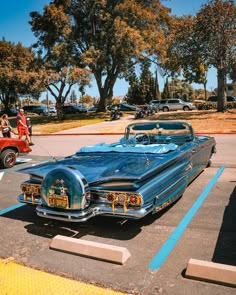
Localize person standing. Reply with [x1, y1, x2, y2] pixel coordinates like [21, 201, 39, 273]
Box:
[1, 114, 12, 138]
[16, 109, 34, 146]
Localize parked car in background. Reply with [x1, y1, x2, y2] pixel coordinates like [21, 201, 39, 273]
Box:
[23, 105, 49, 116]
[17, 120, 216, 223]
[0, 108, 18, 117]
[207, 95, 236, 102]
[110, 103, 139, 111]
[88, 106, 98, 112]
[158, 99, 196, 112]
[63, 105, 88, 114]
[47, 106, 57, 115]
[0, 137, 32, 168]
[207, 96, 217, 102]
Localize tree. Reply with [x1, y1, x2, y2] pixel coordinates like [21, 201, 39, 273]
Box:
[69, 90, 77, 103]
[162, 78, 171, 99]
[43, 66, 90, 119]
[124, 62, 140, 104]
[0, 40, 44, 109]
[30, 2, 91, 120]
[193, 0, 236, 111]
[183, 61, 208, 100]
[125, 82, 140, 105]
[125, 61, 161, 104]
[162, 14, 209, 100]
[163, 1, 236, 108]
[80, 94, 95, 106]
[153, 69, 161, 100]
[170, 79, 194, 100]
[31, 0, 171, 112]
[161, 15, 185, 80]
[139, 59, 154, 104]
[229, 63, 236, 82]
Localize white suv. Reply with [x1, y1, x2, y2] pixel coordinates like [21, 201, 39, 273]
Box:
[158, 99, 196, 112]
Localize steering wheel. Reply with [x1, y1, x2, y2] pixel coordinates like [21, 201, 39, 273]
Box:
[134, 133, 150, 145]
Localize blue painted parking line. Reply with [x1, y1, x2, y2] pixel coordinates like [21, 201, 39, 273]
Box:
[0, 203, 25, 216]
[149, 165, 225, 270]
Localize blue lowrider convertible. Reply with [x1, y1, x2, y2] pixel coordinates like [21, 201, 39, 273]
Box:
[18, 121, 216, 222]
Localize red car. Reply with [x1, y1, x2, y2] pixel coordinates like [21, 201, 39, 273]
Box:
[0, 138, 32, 168]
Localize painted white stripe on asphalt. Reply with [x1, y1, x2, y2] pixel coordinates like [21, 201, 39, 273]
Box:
[0, 172, 4, 181]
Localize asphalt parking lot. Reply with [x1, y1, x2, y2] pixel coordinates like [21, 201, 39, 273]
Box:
[0, 134, 235, 294]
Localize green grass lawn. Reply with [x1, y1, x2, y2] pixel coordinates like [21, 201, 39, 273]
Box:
[9, 112, 109, 134]
[8, 109, 236, 134]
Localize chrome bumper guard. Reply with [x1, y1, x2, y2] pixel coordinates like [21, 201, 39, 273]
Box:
[18, 194, 42, 205]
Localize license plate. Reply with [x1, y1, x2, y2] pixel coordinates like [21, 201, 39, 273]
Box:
[48, 195, 68, 209]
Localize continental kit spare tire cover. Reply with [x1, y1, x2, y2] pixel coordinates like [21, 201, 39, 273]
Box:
[41, 166, 90, 210]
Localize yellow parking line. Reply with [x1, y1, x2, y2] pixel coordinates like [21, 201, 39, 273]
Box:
[0, 258, 126, 295]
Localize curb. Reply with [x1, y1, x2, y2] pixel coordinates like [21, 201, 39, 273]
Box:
[186, 258, 236, 287]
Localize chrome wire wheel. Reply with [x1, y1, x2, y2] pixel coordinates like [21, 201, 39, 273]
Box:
[0, 149, 17, 168]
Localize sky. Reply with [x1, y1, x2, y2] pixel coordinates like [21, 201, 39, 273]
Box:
[0, 0, 220, 100]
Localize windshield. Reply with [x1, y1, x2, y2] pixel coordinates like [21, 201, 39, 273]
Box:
[124, 121, 194, 140]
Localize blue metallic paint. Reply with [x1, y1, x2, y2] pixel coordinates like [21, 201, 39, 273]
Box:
[17, 121, 216, 223]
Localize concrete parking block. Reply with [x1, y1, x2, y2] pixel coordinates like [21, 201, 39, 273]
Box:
[186, 258, 236, 286]
[50, 235, 131, 265]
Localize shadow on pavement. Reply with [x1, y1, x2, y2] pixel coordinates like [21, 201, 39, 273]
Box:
[212, 185, 236, 266]
[1, 200, 177, 241]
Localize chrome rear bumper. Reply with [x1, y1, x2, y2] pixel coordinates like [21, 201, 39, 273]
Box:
[36, 204, 153, 222]
[18, 193, 153, 222]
